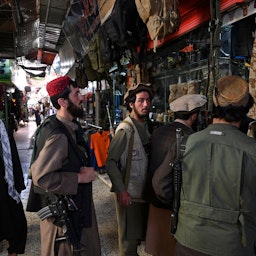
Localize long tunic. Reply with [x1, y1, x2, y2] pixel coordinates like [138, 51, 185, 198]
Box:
[145, 121, 194, 256]
[28, 115, 100, 256]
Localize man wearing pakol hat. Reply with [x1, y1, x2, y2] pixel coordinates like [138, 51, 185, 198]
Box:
[144, 93, 207, 256]
[106, 83, 154, 256]
[174, 75, 256, 256]
[26, 76, 101, 256]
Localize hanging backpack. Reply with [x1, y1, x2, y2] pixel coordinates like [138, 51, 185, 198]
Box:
[135, 0, 181, 51]
[103, 0, 147, 48]
[88, 29, 115, 76]
[98, 0, 116, 24]
[75, 63, 88, 88]
[83, 54, 101, 82]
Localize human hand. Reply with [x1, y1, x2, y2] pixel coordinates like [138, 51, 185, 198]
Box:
[117, 191, 132, 206]
[77, 166, 96, 183]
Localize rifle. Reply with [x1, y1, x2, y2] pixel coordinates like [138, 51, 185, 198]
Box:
[37, 193, 86, 256]
[170, 128, 183, 235]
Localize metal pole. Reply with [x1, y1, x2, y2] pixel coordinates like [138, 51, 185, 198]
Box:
[95, 81, 100, 126]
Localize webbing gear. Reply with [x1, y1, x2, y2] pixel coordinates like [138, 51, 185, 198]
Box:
[170, 128, 188, 234]
[28, 115, 56, 179]
[121, 120, 135, 189]
[207, 0, 222, 113]
[170, 128, 182, 234]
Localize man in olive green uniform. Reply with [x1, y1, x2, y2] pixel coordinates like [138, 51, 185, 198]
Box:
[175, 75, 256, 256]
[106, 83, 154, 256]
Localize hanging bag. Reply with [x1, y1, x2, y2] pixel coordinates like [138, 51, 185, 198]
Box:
[135, 0, 181, 51]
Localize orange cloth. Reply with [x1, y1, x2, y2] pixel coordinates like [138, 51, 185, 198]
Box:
[179, 43, 194, 53]
[90, 131, 110, 167]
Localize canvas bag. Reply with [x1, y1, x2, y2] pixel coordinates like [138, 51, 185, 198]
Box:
[75, 64, 88, 88]
[88, 28, 118, 75]
[83, 54, 101, 82]
[88, 32, 106, 74]
[103, 0, 147, 48]
[97, 0, 116, 24]
[127, 63, 150, 88]
[98, 26, 121, 65]
[135, 0, 180, 51]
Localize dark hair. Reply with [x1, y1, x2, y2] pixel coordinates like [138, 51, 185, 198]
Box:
[125, 94, 136, 112]
[174, 110, 200, 120]
[125, 90, 153, 112]
[212, 94, 254, 122]
[50, 80, 78, 109]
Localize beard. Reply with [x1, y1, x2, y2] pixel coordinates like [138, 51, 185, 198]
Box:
[133, 105, 149, 119]
[67, 98, 84, 118]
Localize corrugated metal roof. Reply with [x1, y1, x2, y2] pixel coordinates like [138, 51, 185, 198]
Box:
[0, 0, 71, 61]
[38, 0, 71, 52]
[0, 0, 39, 58]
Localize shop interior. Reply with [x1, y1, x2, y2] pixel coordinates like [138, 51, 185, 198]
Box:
[0, 0, 255, 134]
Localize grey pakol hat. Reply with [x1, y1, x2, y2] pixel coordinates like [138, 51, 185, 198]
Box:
[170, 94, 207, 113]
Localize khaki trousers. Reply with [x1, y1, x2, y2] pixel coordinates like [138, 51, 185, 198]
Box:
[115, 195, 148, 256]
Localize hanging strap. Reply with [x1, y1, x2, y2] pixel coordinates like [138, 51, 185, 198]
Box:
[207, 0, 221, 113]
[122, 120, 135, 189]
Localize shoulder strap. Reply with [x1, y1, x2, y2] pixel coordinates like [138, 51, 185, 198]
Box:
[28, 115, 56, 178]
[29, 116, 87, 174]
[53, 119, 87, 166]
[121, 120, 135, 189]
[171, 128, 188, 234]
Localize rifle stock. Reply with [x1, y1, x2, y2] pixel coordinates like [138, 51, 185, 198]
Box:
[170, 128, 182, 235]
[37, 194, 86, 255]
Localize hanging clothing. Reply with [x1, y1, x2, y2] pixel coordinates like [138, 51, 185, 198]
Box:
[90, 130, 111, 168]
[0, 119, 27, 254]
[0, 120, 20, 202]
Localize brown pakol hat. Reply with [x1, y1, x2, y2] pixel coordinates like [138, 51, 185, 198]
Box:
[124, 83, 154, 104]
[213, 75, 249, 107]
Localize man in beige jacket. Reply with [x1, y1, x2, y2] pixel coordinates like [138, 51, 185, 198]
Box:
[106, 83, 154, 256]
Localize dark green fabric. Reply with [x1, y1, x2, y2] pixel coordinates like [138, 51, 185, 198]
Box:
[175, 123, 256, 255]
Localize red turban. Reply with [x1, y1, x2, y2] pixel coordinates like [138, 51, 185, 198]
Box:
[46, 76, 71, 97]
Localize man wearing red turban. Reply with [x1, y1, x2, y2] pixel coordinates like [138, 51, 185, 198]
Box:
[26, 76, 101, 256]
